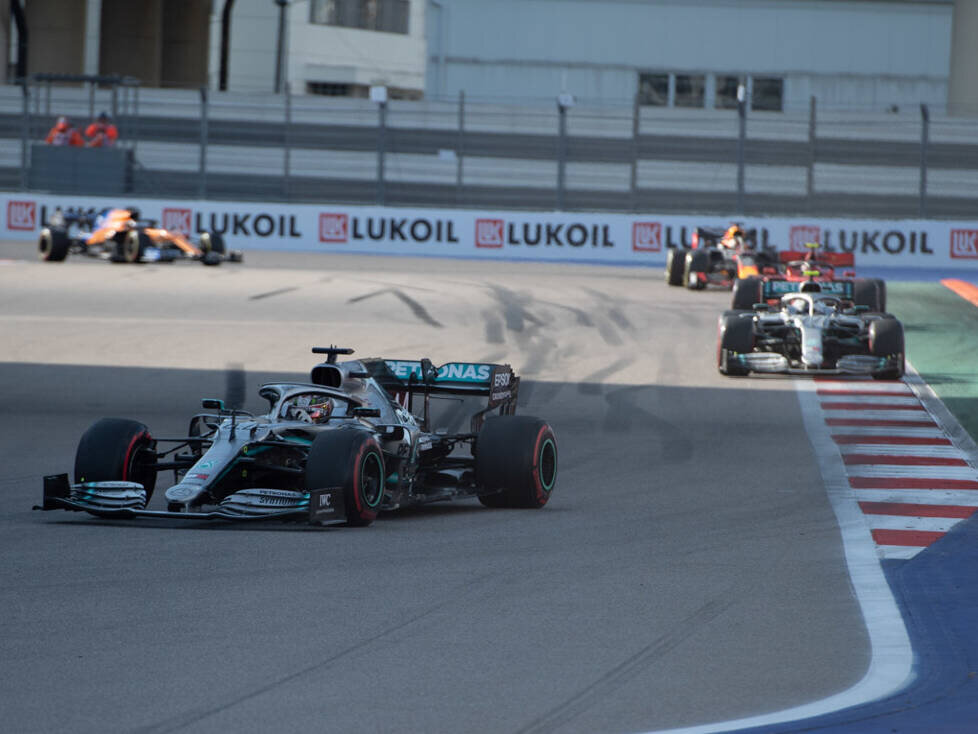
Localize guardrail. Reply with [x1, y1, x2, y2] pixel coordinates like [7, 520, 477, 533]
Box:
[2, 82, 976, 219]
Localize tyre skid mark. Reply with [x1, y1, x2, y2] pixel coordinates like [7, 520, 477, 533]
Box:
[348, 288, 443, 328]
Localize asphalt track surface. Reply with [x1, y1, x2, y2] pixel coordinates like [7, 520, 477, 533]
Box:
[1, 243, 873, 733]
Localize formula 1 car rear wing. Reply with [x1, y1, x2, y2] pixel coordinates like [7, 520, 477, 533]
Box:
[762, 279, 855, 301]
[779, 249, 854, 267]
[362, 358, 519, 432]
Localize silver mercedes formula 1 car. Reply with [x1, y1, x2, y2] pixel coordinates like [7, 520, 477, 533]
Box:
[716, 281, 904, 379]
[37, 347, 558, 526]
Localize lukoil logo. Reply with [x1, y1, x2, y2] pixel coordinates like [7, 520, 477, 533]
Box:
[162, 208, 192, 234]
[950, 229, 978, 259]
[7, 200, 36, 231]
[319, 213, 349, 243]
[790, 225, 821, 249]
[475, 219, 504, 248]
[632, 222, 661, 252]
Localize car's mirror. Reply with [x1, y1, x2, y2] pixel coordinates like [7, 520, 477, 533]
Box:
[201, 398, 224, 411]
[377, 425, 405, 440]
[851, 305, 869, 313]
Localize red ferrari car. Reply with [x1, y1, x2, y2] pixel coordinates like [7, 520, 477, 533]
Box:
[731, 242, 886, 311]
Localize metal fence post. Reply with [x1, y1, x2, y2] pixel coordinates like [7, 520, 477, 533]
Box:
[377, 100, 387, 205]
[456, 90, 465, 205]
[132, 84, 140, 161]
[20, 82, 29, 191]
[199, 86, 208, 200]
[736, 87, 746, 215]
[919, 103, 929, 219]
[557, 100, 568, 210]
[284, 82, 292, 200]
[630, 92, 639, 211]
[807, 95, 816, 212]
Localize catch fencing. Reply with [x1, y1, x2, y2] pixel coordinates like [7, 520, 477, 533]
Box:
[2, 80, 977, 219]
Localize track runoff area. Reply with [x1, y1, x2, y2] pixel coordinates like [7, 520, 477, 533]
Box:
[3, 241, 978, 733]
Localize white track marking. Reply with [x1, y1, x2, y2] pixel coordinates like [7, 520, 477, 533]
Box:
[877, 545, 926, 560]
[844, 465, 978, 480]
[829, 426, 944, 437]
[819, 395, 921, 406]
[853, 489, 978, 506]
[815, 381, 913, 393]
[838, 444, 967, 458]
[860, 515, 962, 533]
[822, 409, 933, 422]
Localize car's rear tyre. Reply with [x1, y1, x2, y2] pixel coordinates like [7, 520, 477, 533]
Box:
[853, 278, 882, 311]
[684, 250, 708, 290]
[74, 418, 158, 501]
[732, 277, 763, 310]
[476, 416, 557, 509]
[717, 312, 754, 376]
[123, 230, 151, 263]
[304, 429, 385, 526]
[869, 317, 905, 380]
[199, 231, 226, 256]
[39, 227, 70, 262]
[665, 248, 686, 286]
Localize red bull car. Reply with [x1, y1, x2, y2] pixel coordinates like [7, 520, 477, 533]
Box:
[665, 224, 778, 290]
[38, 207, 242, 266]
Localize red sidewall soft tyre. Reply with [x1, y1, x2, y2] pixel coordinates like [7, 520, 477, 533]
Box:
[305, 429, 385, 526]
[74, 418, 157, 501]
[476, 416, 557, 509]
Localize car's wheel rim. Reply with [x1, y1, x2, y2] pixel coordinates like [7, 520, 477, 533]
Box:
[538, 437, 557, 492]
[360, 451, 384, 508]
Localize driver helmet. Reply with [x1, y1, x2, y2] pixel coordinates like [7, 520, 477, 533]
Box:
[306, 398, 333, 423]
[800, 281, 822, 293]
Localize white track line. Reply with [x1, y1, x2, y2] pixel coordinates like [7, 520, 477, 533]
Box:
[844, 465, 978, 480]
[877, 545, 926, 560]
[815, 381, 913, 393]
[823, 409, 935, 422]
[819, 395, 922, 406]
[838, 444, 967, 458]
[829, 426, 944, 437]
[853, 488, 978, 506]
[861, 515, 962, 533]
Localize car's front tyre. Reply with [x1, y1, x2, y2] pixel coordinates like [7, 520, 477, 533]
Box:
[74, 418, 158, 501]
[304, 429, 385, 526]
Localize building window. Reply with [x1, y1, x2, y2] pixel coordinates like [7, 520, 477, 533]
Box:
[674, 74, 705, 108]
[309, 0, 409, 34]
[715, 75, 742, 109]
[751, 77, 783, 112]
[307, 81, 353, 96]
[638, 73, 669, 106]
